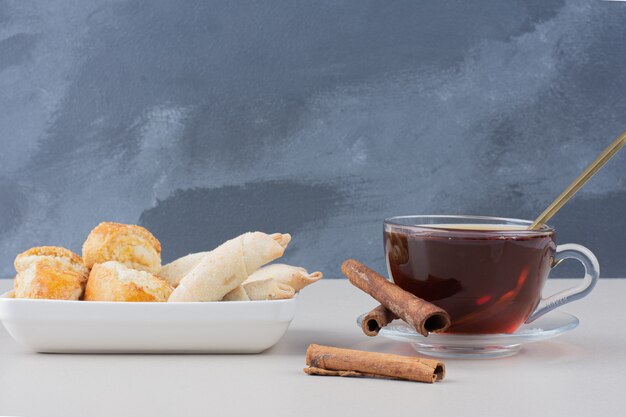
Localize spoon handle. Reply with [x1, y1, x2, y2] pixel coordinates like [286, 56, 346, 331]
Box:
[529, 130, 626, 230]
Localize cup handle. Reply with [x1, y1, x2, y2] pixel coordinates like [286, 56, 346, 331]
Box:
[525, 243, 600, 323]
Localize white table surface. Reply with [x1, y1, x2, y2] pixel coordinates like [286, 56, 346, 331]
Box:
[0, 278, 623, 417]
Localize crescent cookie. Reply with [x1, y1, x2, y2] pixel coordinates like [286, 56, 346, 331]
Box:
[84, 261, 172, 302]
[82, 222, 162, 274]
[242, 278, 295, 300]
[244, 264, 323, 291]
[168, 232, 290, 302]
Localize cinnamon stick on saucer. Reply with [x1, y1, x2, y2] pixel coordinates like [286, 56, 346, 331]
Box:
[362, 304, 397, 336]
[304, 344, 445, 383]
[342, 259, 450, 336]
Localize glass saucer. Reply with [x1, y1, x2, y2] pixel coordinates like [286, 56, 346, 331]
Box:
[356, 311, 579, 359]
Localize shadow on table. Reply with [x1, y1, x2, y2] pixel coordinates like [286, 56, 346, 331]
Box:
[514, 340, 587, 364]
[268, 328, 434, 356]
[271, 329, 597, 365]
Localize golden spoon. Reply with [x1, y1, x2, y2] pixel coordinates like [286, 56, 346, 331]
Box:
[529, 130, 626, 230]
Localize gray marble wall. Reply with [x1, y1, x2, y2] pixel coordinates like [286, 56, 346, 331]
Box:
[1, 0, 625, 278]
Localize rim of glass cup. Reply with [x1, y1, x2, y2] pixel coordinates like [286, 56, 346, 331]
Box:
[383, 215, 555, 236]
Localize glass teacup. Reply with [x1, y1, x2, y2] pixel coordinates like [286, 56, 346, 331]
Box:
[384, 215, 599, 334]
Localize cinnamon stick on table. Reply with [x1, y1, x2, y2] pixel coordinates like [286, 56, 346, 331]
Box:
[342, 259, 450, 336]
[304, 344, 445, 383]
[362, 304, 397, 336]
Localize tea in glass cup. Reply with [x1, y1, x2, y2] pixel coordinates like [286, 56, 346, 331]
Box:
[384, 215, 599, 334]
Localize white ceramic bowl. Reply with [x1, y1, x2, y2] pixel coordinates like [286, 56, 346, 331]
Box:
[0, 292, 297, 353]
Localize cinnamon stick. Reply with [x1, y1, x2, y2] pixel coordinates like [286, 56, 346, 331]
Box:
[342, 259, 450, 336]
[362, 304, 397, 336]
[304, 344, 445, 383]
